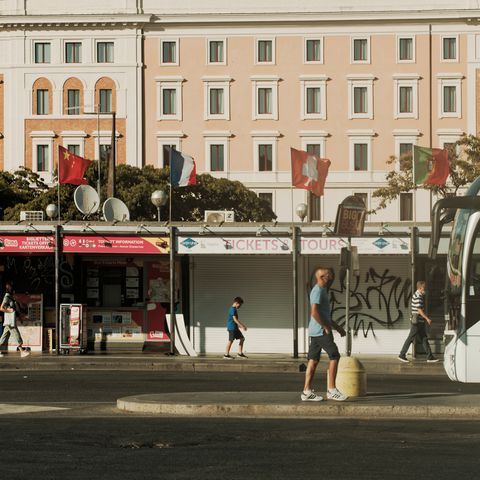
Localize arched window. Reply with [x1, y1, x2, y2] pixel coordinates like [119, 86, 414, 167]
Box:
[63, 77, 84, 115]
[95, 77, 116, 114]
[32, 78, 53, 115]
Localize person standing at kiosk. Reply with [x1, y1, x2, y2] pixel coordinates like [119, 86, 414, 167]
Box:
[0, 281, 31, 357]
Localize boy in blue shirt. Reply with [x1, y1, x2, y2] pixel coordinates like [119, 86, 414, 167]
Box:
[224, 297, 247, 359]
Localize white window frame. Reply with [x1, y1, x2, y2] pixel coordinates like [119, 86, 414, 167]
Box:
[393, 74, 420, 119]
[92, 129, 120, 162]
[33, 40, 52, 64]
[203, 76, 231, 120]
[347, 74, 374, 119]
[63, 40, 83, 64]
[304, 37, 323, 64]
[95, 40, 115, 63]
[397, 35, 415, 64]
[437, 74, 463, 119]
[393, 129, 420, 172]
[347, 130, 375, 172]
[399, 192, 414, 222]
[437, 129, 463, 153]
[255, 37, 276, 65]
[203, 131, 232, 174]
[299, 131, 328, 158]
[251, 131, 280, 173]
[351, 36, 370, 64]
[251, 76, 279, 120]
[206, 38, 227, 65]
[61, 131, 87, 158]
[31, 131, 55, 183]
[156, 132, 184, 168]
[256, 190, 276, 211]
[441, 35, 458, 63]
[156, 76, 184, 121]
[300, 75, 327, 120]
[160, 38, 179, 66]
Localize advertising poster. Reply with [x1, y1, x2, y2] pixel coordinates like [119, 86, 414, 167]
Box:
[145, 261, 170, 342]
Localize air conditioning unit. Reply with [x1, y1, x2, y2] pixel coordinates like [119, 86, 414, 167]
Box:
[20, 211, 44, 221]
[204, 210, 235, 223]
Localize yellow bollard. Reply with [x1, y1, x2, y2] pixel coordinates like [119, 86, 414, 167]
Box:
[327, 356, 367, 397]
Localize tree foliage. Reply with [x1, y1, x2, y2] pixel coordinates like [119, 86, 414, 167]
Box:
[3, 163, 276, 222]
[371, 135, 480, 213]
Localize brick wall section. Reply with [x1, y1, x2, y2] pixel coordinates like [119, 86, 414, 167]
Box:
[62, 77, 84, 114]
[32, 77, 53, 114]
[0, 74, 3, 171]
[24, 118, 126, 169]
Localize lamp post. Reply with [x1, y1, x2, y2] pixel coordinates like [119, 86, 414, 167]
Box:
[151, 190, 168, 221]
[296, 203, 308, 223]
[46, 204, 60, 355]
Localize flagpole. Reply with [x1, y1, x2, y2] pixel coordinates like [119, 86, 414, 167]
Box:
[57, 147, 61, 222]
[169, 146, 176, 356]
[412, 147, 416, 224]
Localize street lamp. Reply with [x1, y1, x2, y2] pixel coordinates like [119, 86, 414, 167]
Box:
[296, 203, 308, 222]
[151, 190, 168, 221]
[46, 204, 58, 220]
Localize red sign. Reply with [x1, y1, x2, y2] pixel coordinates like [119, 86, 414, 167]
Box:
[0, 236, 54, 253]
[63, 236, 169, 254]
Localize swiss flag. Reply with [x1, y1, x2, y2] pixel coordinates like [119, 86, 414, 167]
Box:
[58, 146, 92, 185]
[291, 147, 330, 197]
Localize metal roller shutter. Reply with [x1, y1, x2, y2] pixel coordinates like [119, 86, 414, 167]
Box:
[191, 255, 294, 354]
[305, 255, 411, 354]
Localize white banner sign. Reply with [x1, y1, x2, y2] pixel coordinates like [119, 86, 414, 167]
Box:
[177, 236, 292, 254]
[300, 236, 410, 254]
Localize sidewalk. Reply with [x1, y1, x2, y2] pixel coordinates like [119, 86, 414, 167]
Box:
[0, 351, 445, 375]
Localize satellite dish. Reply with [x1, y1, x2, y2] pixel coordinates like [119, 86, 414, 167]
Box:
[103, 197, 130, 222]
[74, 185, 100, 216]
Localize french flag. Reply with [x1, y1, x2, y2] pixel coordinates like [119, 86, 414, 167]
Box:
[170, 148, 197, 187]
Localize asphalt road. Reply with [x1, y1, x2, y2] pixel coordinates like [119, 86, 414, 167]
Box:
[0, 371, 479, 480]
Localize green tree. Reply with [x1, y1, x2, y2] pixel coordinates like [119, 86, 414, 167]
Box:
[371, 135, 480, 213]
[3, 164, 276, 222]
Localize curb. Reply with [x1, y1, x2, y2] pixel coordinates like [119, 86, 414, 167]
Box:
[116, 392, 477, 419]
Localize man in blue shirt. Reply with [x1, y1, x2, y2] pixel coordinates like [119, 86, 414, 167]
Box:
[302, 268, 348, 402]
[224, 297, 247, 359]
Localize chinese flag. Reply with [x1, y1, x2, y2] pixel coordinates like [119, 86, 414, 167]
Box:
[58, 146, 92, 185]
[291, 147, 330, 197]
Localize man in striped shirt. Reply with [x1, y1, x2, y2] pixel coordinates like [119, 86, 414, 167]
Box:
[398, 280, 439, 363]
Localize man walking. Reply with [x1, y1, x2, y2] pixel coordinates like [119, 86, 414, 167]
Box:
[398, 280, 439, 363]
[301, 267, 348, 402]
[224, 297, 247, 359]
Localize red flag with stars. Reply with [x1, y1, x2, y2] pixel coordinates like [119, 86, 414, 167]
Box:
[58, 146, 92, 185]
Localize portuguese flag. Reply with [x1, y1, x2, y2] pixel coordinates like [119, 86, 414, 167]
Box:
[413, 146, 449, 185]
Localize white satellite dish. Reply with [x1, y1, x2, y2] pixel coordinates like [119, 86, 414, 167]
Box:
[74, 185, 100, 216]
[103, 197, 130, 222]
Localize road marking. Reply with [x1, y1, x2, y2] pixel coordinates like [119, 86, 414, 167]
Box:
[0, 403, 69, 415]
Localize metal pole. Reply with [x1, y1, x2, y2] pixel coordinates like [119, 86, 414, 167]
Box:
[97, 105, 101, 203]
[169, 225, 176, 355]
[292, 226, 298, 358]
[157, 206, 161, 222]
[345, 236, 352, 356]
[55, 224, 61, 355]
[411, 226, 417, 359]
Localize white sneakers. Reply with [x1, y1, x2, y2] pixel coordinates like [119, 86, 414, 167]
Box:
[301, 388, 348, 402]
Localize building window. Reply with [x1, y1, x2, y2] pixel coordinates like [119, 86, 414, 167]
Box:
[157, 78, 184, 121]
[210, 144, 225, 171]
[306, 144, 321, 156]
[99, 89, 112, 113]
[65, 42, 81, 63]
[399, 142, 413, 170]
[300, 77, 327, 119]
[348, 76, 374, 119]
[162, 41, 177, 64]
[394, 75, 419, 119]
[305, 38, 322, 63]
[399, 86, 413, 113]
[400, 193, 413, 221]
[209, 88, 224, 115]
[162, 145, 176, 168]
[67, 89, 80, 115]
[99, 144, 110, 161]
[258, 192, 273, 208]
[34, 43, 51, 63]
[36, 89, 49, 115]
[310, 195, 322, 221]
[442, 37, 457, 61]
[306, 87, 321, 114]
[352, 38, 369, 63]
[354, 144, 368, 171]
[353, 87, 367, 114]
[258, 144, 273, 171]
[67, 144, 80, 156]
[256, 39, 274, 64]
[203, 78, 231, 120]
[398, 37, 414, 62]
[354, 192, 368, 209]
[97, 42, 114, 63]
[36, 145, 49, 172]
[443, 86, 456, 113]
[208, 40, 225, 64]
[252, 77, 279, 120]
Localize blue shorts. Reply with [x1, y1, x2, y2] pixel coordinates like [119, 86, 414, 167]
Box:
[308, 334, 340, 361]
[228, 329, 244, 341]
